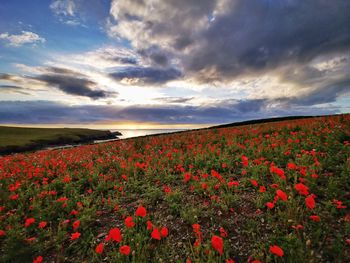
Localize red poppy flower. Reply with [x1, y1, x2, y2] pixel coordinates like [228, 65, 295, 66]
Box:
[287, 163, 296, 170]
[95, 243, 104, 254]
[242, 155, 249, 167]
[266, 202, 275, 209]
[227, 181, 239, 188]
[183, 173, 191, 183]
[105, 227, 122, 242]
[151, 227, 161, 240]
[24, 218, 35, 227]
[135, 205, 147, 217]
[192, 223, 201, 233]
[0, 230, 6, 236]
[219, 227, 228, 237]
[211, 235, 223, 255]
[294, 183, 309, 196]
[146, 220, 153, 230]
[291, 224, 304, 230]
[33, 256, 43, 263]
[305, 195, 316, 210]
[226, 259, 235, 263]
[38, 221, 47, 229]
[125, 216, 135, 228]
[269, 245, 284, 257]
[259, 186, 266, 193]
[276, 189, 288, 201]
[160, 227, 168, 237]
[309, 215, 320, 222]
[72, 220, 80, 230]
[119, 245, 131, 255]
[250, 179, 258, 187]
[70, 232, 81, 241]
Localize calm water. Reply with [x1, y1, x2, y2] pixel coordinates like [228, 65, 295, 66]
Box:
[112, 129, 187, 139]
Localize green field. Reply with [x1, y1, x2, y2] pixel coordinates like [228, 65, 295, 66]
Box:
[0, 126, 117, 154]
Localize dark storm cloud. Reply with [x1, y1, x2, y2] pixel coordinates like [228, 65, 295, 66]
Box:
[138, 46, 170, 67]
[0, 85, 30, 95]
[0, 73, 16, 81]
[187, 0, 350, 80]
[109, 66, 182, 85]
[109, 0, 350, 83]
[154, 97, 194, 104]
[30, 67, 117, 99]
[112, 57, 137, 65]
[288, 78, 350, 106]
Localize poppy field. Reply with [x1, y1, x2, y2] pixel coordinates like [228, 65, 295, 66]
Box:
[0, 114, 349, 262]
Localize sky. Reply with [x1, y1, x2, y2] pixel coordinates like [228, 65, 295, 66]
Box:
[0, 0, 349, 129]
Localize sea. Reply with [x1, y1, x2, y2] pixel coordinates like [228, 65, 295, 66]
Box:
[111, 129, 187, 139]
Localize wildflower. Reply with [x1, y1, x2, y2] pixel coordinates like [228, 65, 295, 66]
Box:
[27, 237, 36, 243]
[72, 220, 80, 230]
[70, 232, 81, 241]
[269, 245, 284, 257]
[211, 235, 224, 255]
[309, 215, 320, 222]
[294, 183, 309, 196]
[183, 173, 191, 183]
[63, 175, 71, 183]
[105, 228, 122, 242]
[194, 239, 201, 247]
[250, 179, 258, 187]
[276, 189, 288, 201]
[192, 224, 201, 233]
[147, 220, 153, 230]
[33, 256, 43, 263]
[266, 202, 275, 209]
[305, 195, 316, 210]
[226, 259, 235, 263]
[160, 227, 169, 237]
[291, 224, 304, 230]
[38, 221, 47, 229]
[242, 155, 249, 166]
[135, 205, 147, 217]
[219, 227, 228, 237]
[95, 243, 104, 254]
[270, 166, 286, 180]
[0, 230, 6, 236]
[151, 228, 161, 240]
[259, 186, 266, 193]
[71, 209, 79, 216]
[119, 245, 131, 255]
[227, 181, 239, 188]
[24, 218, 35, 227]
[125, 216, 135, 228]
[163, 185, 171, 194]
[287, 163, 297, 170]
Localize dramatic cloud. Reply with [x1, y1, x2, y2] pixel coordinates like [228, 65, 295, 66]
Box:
[30, 67, 117, 99]
[0, 31, 45, 47]
[0, 99, 342, 125]
[154, 97, 194, 104]
[0, 85, 30, 95]
[0, 67, 117, 100]
[109, 66, 182, 85]
[108, 0, 350, 83]
[57, 47, 139, 70]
